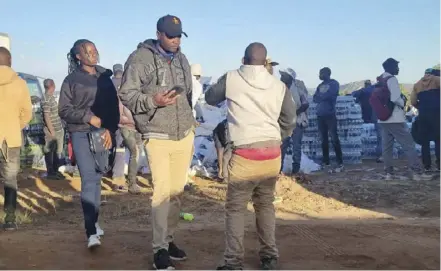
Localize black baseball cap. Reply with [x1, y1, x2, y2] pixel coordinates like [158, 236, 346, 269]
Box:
[157, 15, 188, 38]
[382, 58, 399, 68]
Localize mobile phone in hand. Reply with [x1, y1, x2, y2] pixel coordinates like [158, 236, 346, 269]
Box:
[169, 86, 185, 98]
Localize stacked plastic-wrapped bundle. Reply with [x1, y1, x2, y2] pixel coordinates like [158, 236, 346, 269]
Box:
[302, 96, 363, 164]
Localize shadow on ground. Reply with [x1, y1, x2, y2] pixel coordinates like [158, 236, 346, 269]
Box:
[0, 166, 439, 269]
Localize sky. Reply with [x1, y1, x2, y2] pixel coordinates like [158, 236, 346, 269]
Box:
[1, 0, 440, 90]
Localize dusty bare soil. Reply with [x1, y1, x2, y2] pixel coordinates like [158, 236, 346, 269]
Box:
[0, 161, 439, 270]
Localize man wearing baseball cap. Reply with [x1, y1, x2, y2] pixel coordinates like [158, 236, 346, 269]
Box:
[265, 57, 279, 75]
[119, 14, 194, 270]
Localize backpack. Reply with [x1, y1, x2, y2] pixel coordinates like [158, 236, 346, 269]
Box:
[369, 75, 396, 121]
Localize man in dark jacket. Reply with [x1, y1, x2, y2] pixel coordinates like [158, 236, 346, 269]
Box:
[411, 68, 440, 172]
[352, 80, 383, 162]
[313, 67, 343, 172]
[119, 14, 194, 270]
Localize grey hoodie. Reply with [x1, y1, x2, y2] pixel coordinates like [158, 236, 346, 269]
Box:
[205, 65, 296, 148]
[119, 39, 194, 140]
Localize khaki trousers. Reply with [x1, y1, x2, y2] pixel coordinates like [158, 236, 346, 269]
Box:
[223, 153, 280, 268]
[144, 132, 194, 252]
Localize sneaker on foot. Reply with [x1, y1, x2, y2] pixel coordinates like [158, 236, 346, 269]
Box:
[95, 223, 104, 236]
[55, 172, 66, 179]
[168, 242, 187, 261]
[153, 249, 175, 270]
[3, 222, 17, 231]
[333, 164, 344, 173]
[128, 183, 141, 194]
[261, 257, 278, 270]
[47, 173, 63, 180]
[87, 235, 101, 249]
[420, 172, 433, 181]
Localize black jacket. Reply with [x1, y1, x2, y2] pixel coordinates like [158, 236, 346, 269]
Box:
[58, 66, 120, 133]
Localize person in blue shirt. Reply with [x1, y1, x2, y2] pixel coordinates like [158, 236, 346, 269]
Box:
[313, 67, 343, 172]
[352, 80, 383, 163]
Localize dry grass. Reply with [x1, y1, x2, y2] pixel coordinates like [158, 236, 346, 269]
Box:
[0, 210, 33, 224]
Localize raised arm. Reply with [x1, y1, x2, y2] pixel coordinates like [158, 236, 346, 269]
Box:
[279, 87, 297, 139]
[205, 74, 227, 106]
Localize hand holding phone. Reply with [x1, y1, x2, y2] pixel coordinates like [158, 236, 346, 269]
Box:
[153, 86, 184, 107]
[168, 86, 185, 98]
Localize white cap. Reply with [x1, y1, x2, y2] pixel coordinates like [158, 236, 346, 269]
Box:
[191, 64, 202, 76]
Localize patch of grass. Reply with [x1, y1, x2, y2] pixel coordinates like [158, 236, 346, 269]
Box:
[0, 210, 33, 224]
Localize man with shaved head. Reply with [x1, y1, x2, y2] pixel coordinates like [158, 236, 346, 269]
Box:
[0, 47, 33, 230]
[206, 42, 296, 270]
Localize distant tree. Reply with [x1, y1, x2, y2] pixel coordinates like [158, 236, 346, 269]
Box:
[433, 63, 440, 70]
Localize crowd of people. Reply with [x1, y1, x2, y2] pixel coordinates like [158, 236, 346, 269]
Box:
[0, 13, 439, 270]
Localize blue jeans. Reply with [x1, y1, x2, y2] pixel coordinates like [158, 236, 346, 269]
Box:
[281, 125, 304, 174]
[112, 129, 125, 179]
[71, 132, 102, 238]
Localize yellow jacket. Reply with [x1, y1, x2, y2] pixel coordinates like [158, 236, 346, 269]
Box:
[0, 66, 33, 148]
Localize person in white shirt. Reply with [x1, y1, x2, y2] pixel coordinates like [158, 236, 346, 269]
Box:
[191, 64, 203, 119]
[378, 58, 431, 181]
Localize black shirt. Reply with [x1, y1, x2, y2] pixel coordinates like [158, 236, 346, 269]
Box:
[58, 66, 120, 133]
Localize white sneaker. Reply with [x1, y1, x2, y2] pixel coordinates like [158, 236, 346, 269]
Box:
[95, 223, 104, 236]
[87, 235, 101, 249]
[420, 172, 433, 181]
[385, 173, 393, 181]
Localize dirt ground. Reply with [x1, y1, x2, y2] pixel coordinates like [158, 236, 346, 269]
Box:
[0, 161, 439, 270]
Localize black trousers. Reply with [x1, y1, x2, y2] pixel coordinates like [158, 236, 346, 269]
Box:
[318, 115, 343, 165]
[419, 113, 440, 170]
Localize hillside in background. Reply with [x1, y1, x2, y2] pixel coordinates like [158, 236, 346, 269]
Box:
[307, 81, 414, 96]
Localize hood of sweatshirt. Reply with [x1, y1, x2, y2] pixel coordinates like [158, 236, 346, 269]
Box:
[419, 74, 439, 90]
[237, 65, 278, 90]
[0, 66, 20, 86]
[137, 39, 182, 56]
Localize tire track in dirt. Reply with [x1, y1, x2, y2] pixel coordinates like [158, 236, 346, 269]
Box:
[292, 224, 344, 256]
[352, 223, 439, 250]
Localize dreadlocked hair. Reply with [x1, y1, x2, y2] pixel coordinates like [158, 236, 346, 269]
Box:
[67, 39, 98, 74]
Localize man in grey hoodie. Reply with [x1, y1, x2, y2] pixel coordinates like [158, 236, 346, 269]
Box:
[206, 42, 296, 270]
[119, 14, 194, 270]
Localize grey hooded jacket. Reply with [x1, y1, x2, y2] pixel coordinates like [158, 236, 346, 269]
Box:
[119, 39, 194, 140]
